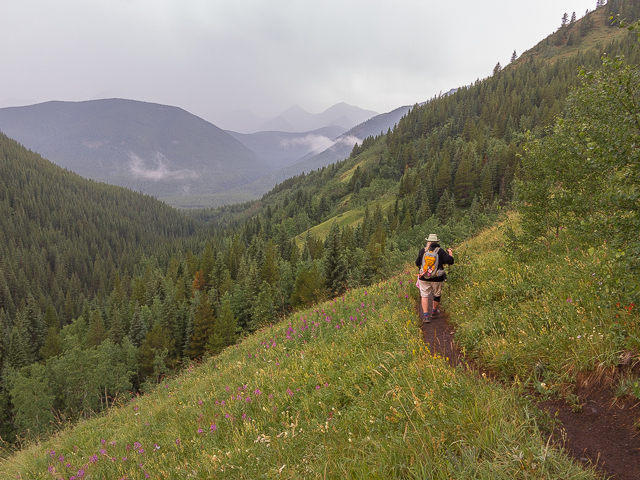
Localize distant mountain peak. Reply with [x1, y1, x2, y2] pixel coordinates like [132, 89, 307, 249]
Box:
[208, 103, 378, 134]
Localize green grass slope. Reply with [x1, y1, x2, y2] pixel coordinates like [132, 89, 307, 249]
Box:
[0, 270, 595, 479]
[447, 213, 640, 401]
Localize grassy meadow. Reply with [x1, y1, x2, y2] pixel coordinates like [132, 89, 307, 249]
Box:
[0, 264, 596, 479]
[447, 213, 640, 403]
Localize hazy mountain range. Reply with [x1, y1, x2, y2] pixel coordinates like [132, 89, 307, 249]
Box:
[210, 103, 378, 134]
[226, 125, 348, 171]
[0, 99, 409, 207]
[0, 99, 273, 199]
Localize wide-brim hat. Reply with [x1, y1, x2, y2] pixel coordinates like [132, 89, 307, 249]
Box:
[425, 233, 439, 242]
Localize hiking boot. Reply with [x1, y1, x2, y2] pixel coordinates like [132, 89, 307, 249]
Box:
[430, 309, 440, 319]
[422, 314, 430, 323]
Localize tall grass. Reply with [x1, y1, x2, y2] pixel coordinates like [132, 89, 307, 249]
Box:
[448, 213, 640, 396]
[0, 269, 595, 478]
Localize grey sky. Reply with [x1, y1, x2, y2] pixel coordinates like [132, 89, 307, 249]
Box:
[2, 0, 597, 123]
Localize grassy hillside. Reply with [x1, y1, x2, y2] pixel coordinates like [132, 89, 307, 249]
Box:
[0, 272, 596, 479]
[2, 3, 639, 470]
[446, 214, 639, 402]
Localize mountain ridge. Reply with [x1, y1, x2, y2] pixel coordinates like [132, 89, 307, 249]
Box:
[0, 98, 272, 202]
[209, 102, 378, 134]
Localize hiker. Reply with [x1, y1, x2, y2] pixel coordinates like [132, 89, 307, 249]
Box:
[415, 233, 454, 323]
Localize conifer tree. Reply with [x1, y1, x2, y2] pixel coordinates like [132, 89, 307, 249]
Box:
[436, 152, 451, 198]
[290, 263, 324, 307]
[40, 327, 63, 360]
[200, 243, 215, 289]
[361, 204, 371, 242]
[322, 223, 348, 297]
[108, 309, 126, 345]
[400, 210, 413, 232]
[364, 236, 384, 282]
[86, 310, 107, 347]
[128, 303, 147, 348]
[139, 325, 176, 381]
[251, 281, 275, 331]
[43, 305, 58, 330]
[207, 292, 237, 354]
[289, 240, 300, 267]
[6, 326, 29, 369]
[182, 311, 193, 355]
[454, 156, 475, 207]
[191, 270, 205, 294]
[417, 201, 432, 224]
[436, 189, 454, 224]
[472, 195, 485, 227]
[21, 294, 46, 361]
[276, 260, 294, 314]
[261, 240, 280, 285]
[186, 292, 215, 358]
[108, 273, 128, 322]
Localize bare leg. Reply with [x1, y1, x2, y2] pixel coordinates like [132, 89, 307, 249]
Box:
[421, 296, 429, 315]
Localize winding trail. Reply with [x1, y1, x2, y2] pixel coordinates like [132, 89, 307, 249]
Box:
[417, 301, 640, 480]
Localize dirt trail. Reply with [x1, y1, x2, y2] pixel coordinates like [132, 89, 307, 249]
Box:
[417, 302, 640, 480]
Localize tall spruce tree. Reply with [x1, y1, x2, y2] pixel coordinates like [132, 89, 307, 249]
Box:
[108, 309, 126, 345]
[322, 223, 348, 297]
[251, 281, 276, 331]
[139, 325, 176, 381]
[6, 326, 29, 369]
[207, 292, 237, 354]
[186, 292, 216, 358]
[40, 327, 63, 360]
[86, 310, 107, 347]
[128, 303, 147, 348]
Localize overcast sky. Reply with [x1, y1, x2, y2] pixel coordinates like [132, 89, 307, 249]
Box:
[2, 0, 598, 122]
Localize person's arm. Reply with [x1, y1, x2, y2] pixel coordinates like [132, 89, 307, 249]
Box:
[415, 248, 425, 268]
[441, 248, 454, 265]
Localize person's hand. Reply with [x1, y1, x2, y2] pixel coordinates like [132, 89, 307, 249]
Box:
[447, 248, 453, 255]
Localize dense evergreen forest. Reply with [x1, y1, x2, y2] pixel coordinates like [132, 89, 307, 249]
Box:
[1, 3, 639, 446]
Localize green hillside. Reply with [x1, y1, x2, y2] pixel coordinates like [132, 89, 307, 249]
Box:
[0, 275, 597, 479]
[1, 3, 639, 473]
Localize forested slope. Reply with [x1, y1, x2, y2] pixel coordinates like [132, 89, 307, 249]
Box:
[0, 132, 197, 320]
[2, 2, 639, 447]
